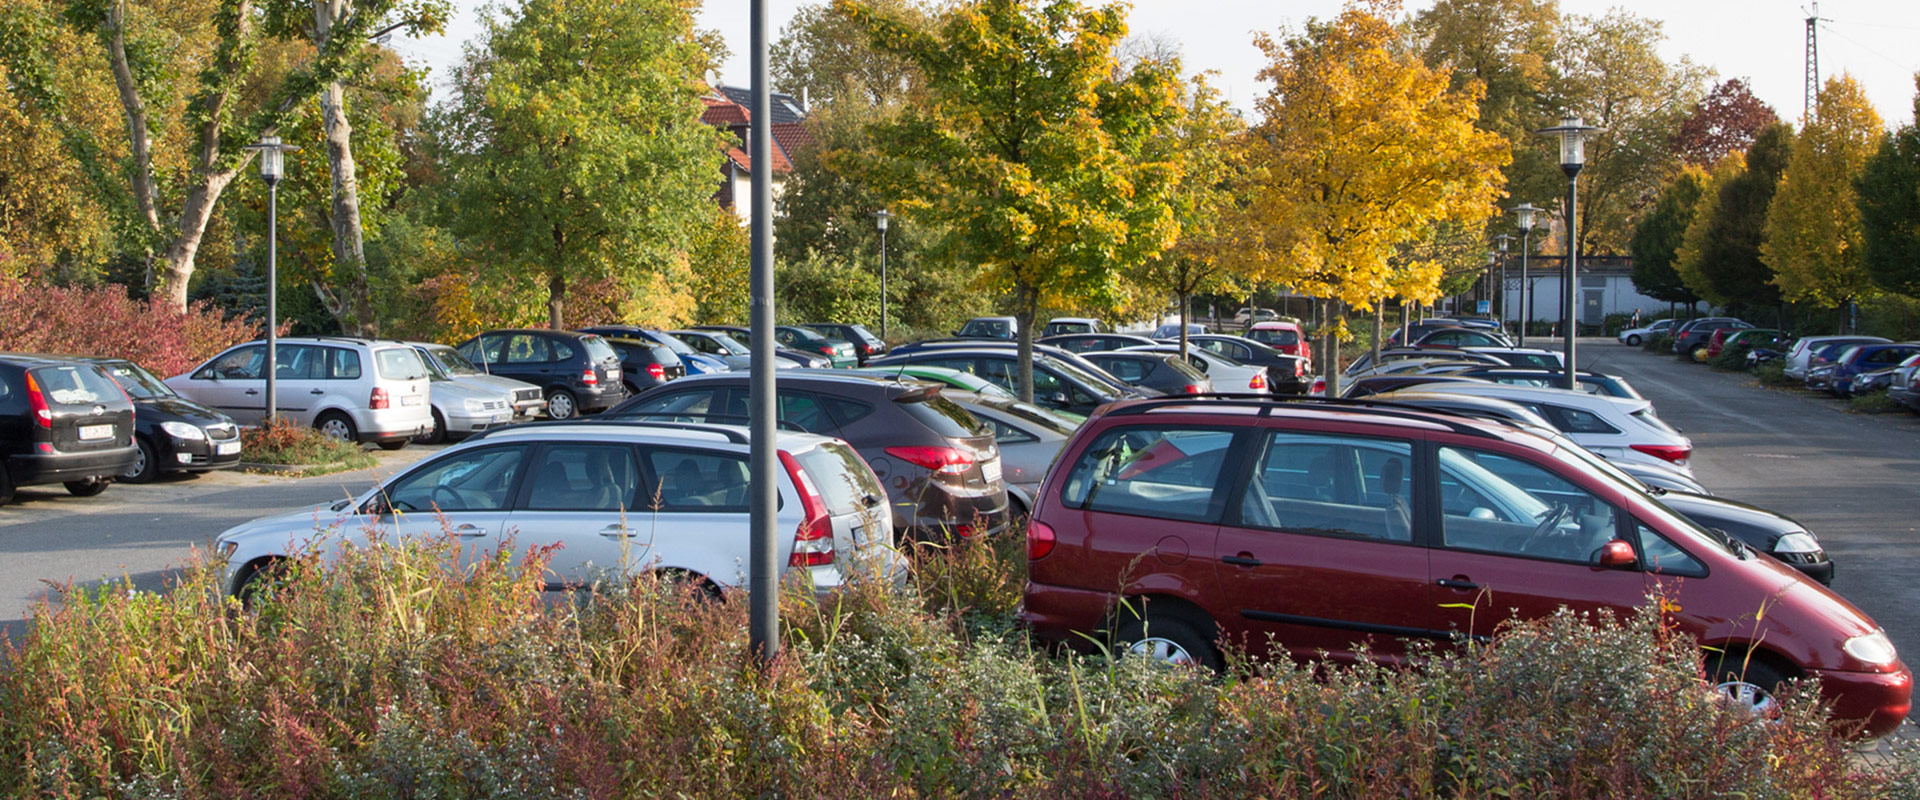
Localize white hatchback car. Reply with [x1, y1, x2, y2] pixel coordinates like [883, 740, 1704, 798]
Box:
[1417, 382, 1695, 475]
[214, 420, 907, 599]
[169, 337, 432, 448]
[1118, 344, 1272, 394]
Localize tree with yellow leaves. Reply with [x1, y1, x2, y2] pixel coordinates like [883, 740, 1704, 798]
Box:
[1764, 76, 1886, 310]
[1243, 1, 1508, 390]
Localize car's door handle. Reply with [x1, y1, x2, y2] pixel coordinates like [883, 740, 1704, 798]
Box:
[243, 389, 259, 395]
[451, 524, 487, 538]
[1221, 553, 1262, 567]
[600, 524, 636, 538]
[1436, 578, 1479, 591]
[309, 389, 324, 395]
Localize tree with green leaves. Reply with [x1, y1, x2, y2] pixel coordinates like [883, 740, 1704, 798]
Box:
[436, 0, 721, 330]
[1629, 167, 1705, 308]
[837, 0, 1185, 402]
[1673, 153, 1742, 306]
[1129, 74, 1248, 358]
[1855, 80, 1920, 299]
[1682, 123, 1792, 309]
[1763, 76, 1884, 309]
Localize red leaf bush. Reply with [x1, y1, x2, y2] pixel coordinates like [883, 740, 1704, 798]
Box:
[0, 278, 270, 377]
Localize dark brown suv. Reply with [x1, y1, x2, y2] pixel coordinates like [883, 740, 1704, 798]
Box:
[0, 354, 138, 506]
[605, 372, 1009, 540]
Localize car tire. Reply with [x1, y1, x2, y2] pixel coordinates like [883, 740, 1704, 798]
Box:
[546, 388, 579, 420]
[1626, 334, 1642, 346]
[416, 410, 448, 445]
[122, 436, 160, 484]
[235, 557, 291, 609]
[315, 411, 359, 443]
[1115, 605, 1221, 672]
[0, 468, 13, 508]
[376, 439, 409, 451]
[64, 477, 109, 497]
[1707, 654, 1789, 718]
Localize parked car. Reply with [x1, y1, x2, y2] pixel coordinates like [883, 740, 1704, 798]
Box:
[1152, 322, 1209, 340]
[1022, 395, 1910, 738]
[1119, 344, 1272, 395]
[1410, 327, 1515, 349]
[214, 420, 907, 600]
[1081, 352, 1212, 396]
[775, 326, 858, 368]
[1424, 366, 1643, 400]
[1343, 348, 1506, 377]
[873, 340, 1139, 397]
[956, 316, 1018, 340]
[1, 354, 139, 505]
[403, 351, 518, 444]
[868, 347, 1152, 415]
[684, 326, 824, 368]
[1038, 333, 1160, 354]
[845, 364, 1018, 402]
[1341, 373, 1490, 398]
[1245, 321, 1308, 361]
[1783, 336, 1891, 382]
[1232, 308, 1278, 325]
[1043, 317, 1107, 337]
[944, 391, 1079, 517]
[83, 357, 242, 482]
[606, 373, 1010, 540]
[172, 337, 431, 447]
[1889, 357, 1920, 413]
[1707, 328, 1782, 359]
[456, 330, 628, 420]
[805, 323, 889, 365]
[1454, 347, 1565, 370]
[599, 337, 687, 394]
[410, 342, 547, 420]
[1617, 318, 1675, 347]
[1825, 343, 1920, 397]
[1417, 382, 1693, 475]
[1184, 334, 1311, 394]
[1656, 491, 1833, 585]
[1803, 342, 1879, 393]
[582, 327, 727, 377]
[1671, 318, 1753, 359]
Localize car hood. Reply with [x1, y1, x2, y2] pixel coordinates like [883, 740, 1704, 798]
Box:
[448, 374, 539, 393]
[429, 380, 507, 403]
[217, 501, 357, 546]
[1658, 491, 1803, 539]
[136, 395, 231, 425]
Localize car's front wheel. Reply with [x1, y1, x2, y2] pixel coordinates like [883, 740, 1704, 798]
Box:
[1626, 334, 1642, 346]
[1707, 655, 1788, 718]
[546, 388, 579, 420]
[64, 477, 109, 497]
[1115, 605, 1221, 672]
[415, 410, 447, 445]
[122, 436, 160, 483]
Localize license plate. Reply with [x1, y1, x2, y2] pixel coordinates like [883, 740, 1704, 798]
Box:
[216, 441, 241, 456]
[79, 424, 113, 441]
[981, 458, 1001, 484]
[493, 412, 512, 424]
[607, 368, 621, 381]
[402, 395, 424, 406]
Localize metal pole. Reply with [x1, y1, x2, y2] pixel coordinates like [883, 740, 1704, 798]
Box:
[1518, 230, 1530, 348]
[265, 178, 279, 425]
[1563, 173, 1580, 390]
[879, 225, 888, 342]
[748, 0, 779, 665]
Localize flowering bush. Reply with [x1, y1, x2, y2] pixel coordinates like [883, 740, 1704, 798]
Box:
[240, 417, 370, 469]
[0, 278, 268, 377]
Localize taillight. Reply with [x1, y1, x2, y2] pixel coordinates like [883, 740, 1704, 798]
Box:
[778, 451, 835, 568]
[1630, 443, 1692, 465]
[646, 363, 665, 381]
[1182, 384, 1203, 394]
[369, 387, 390, 409]
[884, 445, 975, 475]
[818, 346, 835, 355]
[1309, 376, 1326, 396]
[1294, 360, 1305, 377]
[582, 368, 599, 386]
[1028, 519, 1056, 560]
[1249, 372, 1267, 391]
[24, 372, 51, 428]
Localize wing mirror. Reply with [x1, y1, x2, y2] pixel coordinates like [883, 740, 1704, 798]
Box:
[1596, 539, 1637, 569]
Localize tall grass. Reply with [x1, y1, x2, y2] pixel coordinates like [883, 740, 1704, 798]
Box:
[0, 531, 1912, 798]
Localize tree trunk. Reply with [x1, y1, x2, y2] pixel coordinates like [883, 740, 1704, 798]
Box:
[1322, 299, 1343, 397]
[1014, 281, 1036, 403]
[1370, 301, 1383, 366]
[1178, 291, 1190, 359]
[161, 170, 241, 310]
[320, 79, 376, 335]
[548, 271, 566, 329]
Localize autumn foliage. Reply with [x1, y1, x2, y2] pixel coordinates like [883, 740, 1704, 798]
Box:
[0, 278, 265, 377]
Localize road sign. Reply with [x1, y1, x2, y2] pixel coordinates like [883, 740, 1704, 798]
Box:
[1476, 300, 1491, 314]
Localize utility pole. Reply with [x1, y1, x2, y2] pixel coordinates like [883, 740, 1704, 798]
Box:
[1804, 3, 1823, 122]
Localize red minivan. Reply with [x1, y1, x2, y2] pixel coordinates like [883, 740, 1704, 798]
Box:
[1022, 397, 1912, 738]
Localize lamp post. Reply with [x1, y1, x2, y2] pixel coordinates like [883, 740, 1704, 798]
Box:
[1482, 251, 1497, 315]
[1511, 203, 1543, 347]
[1493, 234, 1515, 329]
[242, 136, 298, 425]
[1536, 117, 1603, 390]
[874, 209, 890, 342]
[748, 0, 779, 665]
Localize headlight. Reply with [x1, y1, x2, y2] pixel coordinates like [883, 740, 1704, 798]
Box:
[464, 398, 486, 412]
[1772, 532, 1821, 554]
[1844, 631, 1899, 667]
[216, 540, 238, 558]
[161, 421, 206, 440]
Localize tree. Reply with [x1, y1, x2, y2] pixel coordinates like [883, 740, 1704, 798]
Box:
[1129, 74, 1248, 358]
[1629, 167, 1705, 307]
[838, 0, 1185, 402]
[1855, 80, 1920, 299]
[1763, 76, 1884, 309]
[1672, 78, 1778, 168]
[1244, 2, 1508, 392]
[1673, 153, 1742, 305]
[436, 0, 721, 330]
[1684, 123, 1792, 309]
[771, 0, 928, 110]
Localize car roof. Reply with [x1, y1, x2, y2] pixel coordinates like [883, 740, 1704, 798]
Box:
[1419, 381, 1645, 410]
[473, 328, 594, 339]
[664, 369, 922, 391]
[1048, 317, 1100, 324]
[475, 419, 834, 449]
[0, 353, 103, 368]
[1091, 395, 1557, 452]
[1249, 321, 1300, 330]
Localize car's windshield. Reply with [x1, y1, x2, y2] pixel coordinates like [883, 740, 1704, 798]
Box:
[428, 345, 484, 376]
[98, 360, 175, 399]
[647, 331, 697, 355]
[416, 351, 452, 381]
[1045, 355, 1122, 396]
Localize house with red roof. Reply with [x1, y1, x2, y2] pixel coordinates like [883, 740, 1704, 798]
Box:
[703, 85, 814, 223]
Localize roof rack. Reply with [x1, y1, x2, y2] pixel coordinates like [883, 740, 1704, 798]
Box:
[467, 417, 752, 444]
[1100, 392, 1502, 439]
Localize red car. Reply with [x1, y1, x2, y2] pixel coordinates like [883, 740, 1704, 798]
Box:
[1022, 397, 1912, 738]
[1247, 321, 1308, 362]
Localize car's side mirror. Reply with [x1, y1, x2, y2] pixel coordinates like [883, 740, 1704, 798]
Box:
[1596, 539, 1637, 569]
[361, 497, 392, 517]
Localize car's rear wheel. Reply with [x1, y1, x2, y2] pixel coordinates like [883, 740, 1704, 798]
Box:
[546, 388, 579, 420]
[122, 436, 160, 483]
[1707, 655, 1788, 718]
[1116, 605, 1221, 672]
[64, 477, 109, 497]
[0, 468, 13, 507]
[1626, 334, 1642, 346]
[416, 410, 448, 445]
[315, 411, 358, 443]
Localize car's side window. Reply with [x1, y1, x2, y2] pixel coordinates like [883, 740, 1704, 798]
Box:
[982, 417, 1037, 444]
[1060, 426, 1236, 523]
[776, 391, 834, 434]
[328, 348, 363, 380]
[921, 357, 979, 376]
[643, 447, 751, 511]
[272, 345, 321, 380]
[526, 444, 641, 512]
[1634, 523, 1706, 576]
[1237, 433, 1414, 542]
[552, 338, 578, 361]
[616, 389, 719, 422]
[207, 346, 266, 380]
[379, 445, 527, 513]
[469, 335, 507, 366]
[1540, 405, 1619, 435]
[505, 334, 550, 364]
[1437, 446, 1620, 563]
[820, 396, 873, 427]
[1095, 357, 1146, 383]
[775, 329, 796, 345]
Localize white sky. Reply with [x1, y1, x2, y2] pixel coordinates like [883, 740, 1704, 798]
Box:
[391, 1, 1920, 127]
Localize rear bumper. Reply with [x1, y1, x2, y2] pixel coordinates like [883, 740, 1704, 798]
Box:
[1019, 581, 1117, 650]
[1809, 665, 1912, 740]
[360, 408, 434, 443]
[8, 446, 139, 485]
[575, 384, 629, 413]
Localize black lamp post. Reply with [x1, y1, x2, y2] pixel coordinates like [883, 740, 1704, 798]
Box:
[874, 209, 890, 342]
[1493, 234, 1515, 328]
[242, 135, 298, 425]
[1511, 202, 1543, 347]
[1536, 117, 1603, 390]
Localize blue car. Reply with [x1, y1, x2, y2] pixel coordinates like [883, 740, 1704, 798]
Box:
[578, 326, 732, 377]
[1828, 343, 1920, 397]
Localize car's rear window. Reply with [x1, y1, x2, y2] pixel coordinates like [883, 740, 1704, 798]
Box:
[29, 363, 123, 410]
[582, 335, 619, 364]
[1251, 328, 1299, 346]
[897, 393, 990, 439]
[374, 348, 428, 381]
[795, 441, 884, 515]
[99, 361, 173, 399]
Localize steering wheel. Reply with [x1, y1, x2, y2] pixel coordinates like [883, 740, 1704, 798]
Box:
[431, 485, 463, 511]
[1517, 502, 1572, 556]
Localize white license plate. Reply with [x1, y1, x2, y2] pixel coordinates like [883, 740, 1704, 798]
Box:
[492, 412, 512, 424]
[79, 424, 113, 441]
[981, 458, 1001, 484]
[402, 395, 424, 406]
[216, 441, 241, 456]
[607, 368, 621, 381]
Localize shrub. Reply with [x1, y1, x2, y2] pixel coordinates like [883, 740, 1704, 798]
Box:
[241, 418, 374, 471]
[1755, 362, 1794, 386]
[0, 278, 270, 377]
[1644, 333, 1674, 353]
[1849, 390, 1902, 414]
[1709, 345, 1752, 371]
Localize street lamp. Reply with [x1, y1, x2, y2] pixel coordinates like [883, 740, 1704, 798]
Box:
[1493, 234, 1515, 329]
[1536, 116, 1603, 390]
[242, 135, 299, 425]
[1483, 251, 1497, 315]
[874, 209, 890, 342]
[1511, 202, 1544, 347]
